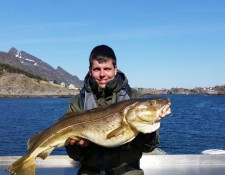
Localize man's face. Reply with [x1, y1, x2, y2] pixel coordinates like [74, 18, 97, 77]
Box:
[89, 59, 117, 89]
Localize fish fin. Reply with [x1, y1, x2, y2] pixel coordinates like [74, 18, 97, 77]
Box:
[27, 131, 42, 150]
[59, 111, 83, 120]
[87, 106, 104, 111]
[107, 125, 127, 139]
[6, 154, 35, 175]
[38, 147, 55, 160]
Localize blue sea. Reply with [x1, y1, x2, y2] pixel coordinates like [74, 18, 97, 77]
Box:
[0, 94, 225, 156]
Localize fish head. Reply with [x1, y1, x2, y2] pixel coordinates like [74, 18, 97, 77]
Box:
[126, 98, 171, 133]
[143, 98, 171, 118]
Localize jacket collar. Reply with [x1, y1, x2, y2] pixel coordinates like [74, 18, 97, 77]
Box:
[83, 70, 128, 98]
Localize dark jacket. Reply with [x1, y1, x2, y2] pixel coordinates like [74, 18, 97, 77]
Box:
[66, 71, 159, 169]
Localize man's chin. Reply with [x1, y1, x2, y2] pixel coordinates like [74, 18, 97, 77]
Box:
[97, 83, 106, 89]
[99, 85, 106, 89]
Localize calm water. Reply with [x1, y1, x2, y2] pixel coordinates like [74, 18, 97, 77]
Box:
[0, 95, 225, 156]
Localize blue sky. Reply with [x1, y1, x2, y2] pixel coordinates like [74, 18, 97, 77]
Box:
[0, 0, 224, 89]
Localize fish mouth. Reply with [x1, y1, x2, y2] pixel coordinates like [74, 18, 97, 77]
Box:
[160, 101, 171, 117]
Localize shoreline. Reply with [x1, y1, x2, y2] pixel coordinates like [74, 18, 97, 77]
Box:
[0, 91, 224, 98]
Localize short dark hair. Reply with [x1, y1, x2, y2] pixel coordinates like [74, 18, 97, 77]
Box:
[89, 45, 117, 68]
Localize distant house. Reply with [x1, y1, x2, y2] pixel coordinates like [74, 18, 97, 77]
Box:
[61, 82, 66, 87]
[68, 84, 79, 90]
[48, 80, 54, 84]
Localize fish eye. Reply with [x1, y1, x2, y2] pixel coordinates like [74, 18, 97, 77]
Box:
[148, 101, 156, 106]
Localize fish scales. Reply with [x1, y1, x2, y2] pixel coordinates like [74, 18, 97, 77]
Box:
[30, 99, 137, 150]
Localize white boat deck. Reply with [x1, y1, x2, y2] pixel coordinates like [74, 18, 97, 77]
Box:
[1, 154, 225, 175]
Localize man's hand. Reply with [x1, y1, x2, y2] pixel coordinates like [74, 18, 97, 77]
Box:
[67, 138, 90, 147]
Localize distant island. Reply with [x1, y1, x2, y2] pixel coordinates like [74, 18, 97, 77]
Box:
[137, 86, 225, 96]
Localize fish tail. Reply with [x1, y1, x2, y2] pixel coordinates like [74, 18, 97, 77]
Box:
[6, 154, 36, 175]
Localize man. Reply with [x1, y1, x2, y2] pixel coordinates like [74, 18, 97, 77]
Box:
[66, 45, 159, 175]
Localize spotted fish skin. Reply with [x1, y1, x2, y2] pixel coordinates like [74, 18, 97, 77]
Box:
[6, 98, 171, 175]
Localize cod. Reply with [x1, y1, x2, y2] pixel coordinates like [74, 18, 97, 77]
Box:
[6, 98, 171, 175]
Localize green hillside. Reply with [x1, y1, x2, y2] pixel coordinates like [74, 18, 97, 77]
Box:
[0, 63, 44, 81]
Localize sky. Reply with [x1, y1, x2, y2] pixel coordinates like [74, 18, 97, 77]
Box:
[0, 0, 225, 89]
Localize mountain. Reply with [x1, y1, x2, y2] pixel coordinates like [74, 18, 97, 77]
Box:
[0, 47, 83, 87]
[0, 73, 79, 97]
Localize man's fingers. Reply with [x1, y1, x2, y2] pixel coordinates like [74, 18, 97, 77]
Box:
[70, 139, 76, 145]
[66, 137, 90, 146]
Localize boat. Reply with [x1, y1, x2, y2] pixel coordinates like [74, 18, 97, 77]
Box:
[202, 149, 225, 155]
[1, 154, 225, 175]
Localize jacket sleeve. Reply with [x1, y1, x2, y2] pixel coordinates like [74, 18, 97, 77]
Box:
[129, 88, 143, 98]
[65, 95, 90, 161]
[67, 94, 82, 113]
[66, 143, 90, 161]
[132, 130, 160, 153]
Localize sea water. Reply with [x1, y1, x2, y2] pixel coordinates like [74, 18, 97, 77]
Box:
[0, 94, 224, 156]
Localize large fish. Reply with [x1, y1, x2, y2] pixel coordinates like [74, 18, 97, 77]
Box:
[6, 98, 171, 175]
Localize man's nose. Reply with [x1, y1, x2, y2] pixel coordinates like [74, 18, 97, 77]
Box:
[100, 70, 105, 76]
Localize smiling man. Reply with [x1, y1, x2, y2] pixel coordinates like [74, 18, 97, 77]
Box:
[65, 45, 160, 175]
[89, 57, 117, 89]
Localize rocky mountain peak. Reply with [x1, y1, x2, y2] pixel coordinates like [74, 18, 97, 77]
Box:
[8, 47, 19, 55]
[0, 47, 83, 87]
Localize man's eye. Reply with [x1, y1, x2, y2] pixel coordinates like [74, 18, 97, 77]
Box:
[93, 68, 100, 71]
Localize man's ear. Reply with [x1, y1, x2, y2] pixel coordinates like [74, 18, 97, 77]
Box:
[115, 67, 118, 75]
